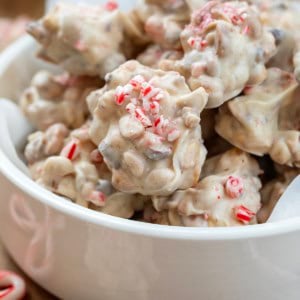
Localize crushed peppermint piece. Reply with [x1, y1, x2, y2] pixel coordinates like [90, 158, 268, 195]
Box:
[188, 37, 208, 51]
[225, 175, 244, 198]
[60, 140, 80, 161]
[90, 149, 103, 163]
[115, 84, 133, 105]
[126, 102, 136, 114]
[87, 191, 106, 206]
[135, 108, 152, 127]
[242, 25, 250, 35]
[234, 205, 255, 224]
[149, 101, 160, 115]
[53, 73, 70, 86]
[141, 82, 153, 97]
[130, 75, 145, 89]
[115, 76, 180, 144]
[74, 40, 86, 51]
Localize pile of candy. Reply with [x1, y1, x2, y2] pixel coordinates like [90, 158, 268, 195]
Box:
[21, 0, 299, 227]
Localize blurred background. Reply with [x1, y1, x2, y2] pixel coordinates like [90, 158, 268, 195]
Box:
[0, 0, 44, 18]
[0, 0, 45, 51]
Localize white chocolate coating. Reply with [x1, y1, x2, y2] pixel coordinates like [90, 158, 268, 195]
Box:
[27, 3, 126, 77]
[151, 149, 262, 227]
[20, 0, 299, 226]
[143, 202, 210, 227]
[92, 192, 148, 219]
[20, 71, 101, 131]
[162, 1, 276, 108]
[25, 123, 69, 164]
[216, 68, 300, 167]
[28, 123, 147, 219]
[136, 0, 190, 50]
[89, 60, 208, 196]
[258, 0, 300, 80]
[137, 44, 183, 69]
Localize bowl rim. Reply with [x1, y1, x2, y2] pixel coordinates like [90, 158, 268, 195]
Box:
[1, 37, 300, 241]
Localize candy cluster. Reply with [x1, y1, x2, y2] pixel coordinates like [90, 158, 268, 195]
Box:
[88, 60, 208, 196]
[21, 0, 299, 227]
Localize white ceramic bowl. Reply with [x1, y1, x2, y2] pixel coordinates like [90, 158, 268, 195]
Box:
[1, 37, 300, 300]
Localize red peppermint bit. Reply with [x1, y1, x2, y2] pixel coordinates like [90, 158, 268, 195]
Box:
[74, 40, 86, 51]
[243, 85, 252, 94]
[231, 14, 245, 26]
[90, 149, 103, 163]
[200, 40, 208, 48]
[187, 37, 195, 47]
[188, 37, 208, 51]
[141, 84, 153, 97]
[149, 101, 160, 115]
[116, 93, 126, 105]
[234, 205, 255, 224]
[192, 2, 215, 33]
[154, 117, 161, 128]
[188, 37, 196, 47]
[126, 103, 136, 115]
[126, 102, 136, 114]
[231, 15, 239, 25]
[104, 0, 119, 11]
[115, 85, 132, 105]
[61, 141, 80, 161]
[67, 143, 77, 160]
[199, 15, 213, 32]
[242, 25, 250, 35]
[225, 175, 244, 199]
[135, 108, 152, 127]
[239, 13, 246, 22]
[153, 92, 163, 102]
[87, 191, 106, 207]
[154, 116, 171, 136]
[130, 75, 145, 89]
[53, 73, 70, 86]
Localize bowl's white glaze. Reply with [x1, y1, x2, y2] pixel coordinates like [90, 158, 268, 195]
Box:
[1, 37, 300, 300]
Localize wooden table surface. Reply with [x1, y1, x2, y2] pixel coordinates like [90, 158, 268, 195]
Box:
[0, 0, 44, 19]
